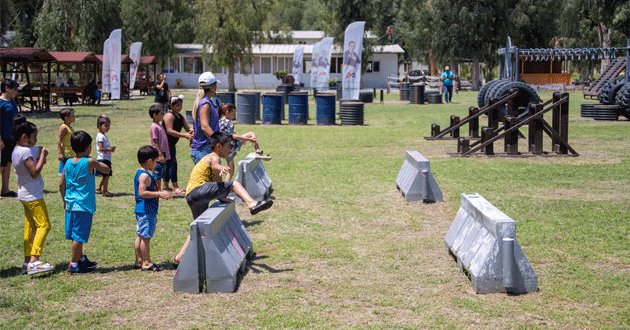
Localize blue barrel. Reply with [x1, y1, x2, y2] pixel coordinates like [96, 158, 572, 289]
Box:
[216, 92, 235, 106]
[288, 91, 309, 125]
[262, 93, 284, 124]
[236, 92, 257, 124]
[247, 91, 261, 121]
[315, 93, 336, 125]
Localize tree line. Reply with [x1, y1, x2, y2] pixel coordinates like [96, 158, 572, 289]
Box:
[1, 0, 629, 90]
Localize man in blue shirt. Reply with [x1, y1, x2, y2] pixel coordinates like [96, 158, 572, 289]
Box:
[441, 66, 455, 103]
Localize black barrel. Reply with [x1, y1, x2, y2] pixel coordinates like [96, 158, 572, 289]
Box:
[359, 90, 374, 103]
[400, 83, 410, 101]
[410, 84, 425, 104]
[426, 93, 443, 104]
[216, 92, 235, 106]
[236, 92, 258, 124]
[276, 84, 295, 105]
[262, 92, 284, 124]
[316, 93, 336, 125]
[339, 101, 364, 125]
[288, 91, 309, 125]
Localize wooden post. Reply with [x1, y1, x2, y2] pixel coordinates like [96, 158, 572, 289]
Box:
[450, 115, 460, 138]
[504, 116, 519, 155]
[552, 92, 569, 154]
[528, 103, 544, 154]
[469, 107, 479, 138]
[482, 127, 494, 155]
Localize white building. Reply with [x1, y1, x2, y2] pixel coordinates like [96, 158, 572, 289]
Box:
[164, 31, 405, 89]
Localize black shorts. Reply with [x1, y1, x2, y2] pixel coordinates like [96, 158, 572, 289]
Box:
[1, 138, 16, 167]
[95, 159, 112, 177]
[186, 181, 233, 219]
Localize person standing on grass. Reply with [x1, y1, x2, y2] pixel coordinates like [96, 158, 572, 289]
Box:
[60, 131, 110, 274]
[191, 72, 221, 164]
[12, 121, 54, 275]
[154, 73, 170, 112]
[134, 145, 172, 271]
[162, 95, 193, 194]
[149, 105, 169, 191]
[0, 78, 20, 199]
[95, 115, 116, 197]
[441, 65, 455, 103]
[56, 108, 75, 190]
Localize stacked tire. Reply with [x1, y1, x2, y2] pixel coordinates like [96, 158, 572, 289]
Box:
[478, 79, 540, 117]
[598, 77, 626, 105]
[339, 101, 364, 125]
[615, 81, 630, 119]
[426, 93, 442, 104]
[359, 91, 373, 103]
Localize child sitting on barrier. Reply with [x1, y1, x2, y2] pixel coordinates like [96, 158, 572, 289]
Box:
[218, 102, 270, 181]
[134, 145, 172, 271]
[174, 131, 273, 263]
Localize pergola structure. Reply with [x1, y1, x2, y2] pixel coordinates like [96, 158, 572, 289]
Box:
[0, 47, 55, 112]
[134, 56, 158, 94]
[48, 51, 101, 105]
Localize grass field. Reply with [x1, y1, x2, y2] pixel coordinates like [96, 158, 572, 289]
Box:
[1, 89, 629, 329]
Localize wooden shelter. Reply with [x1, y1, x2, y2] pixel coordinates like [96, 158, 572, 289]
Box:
[134, 56, 158, 94]
[0, 47, 55, 112]
[518, 56, 571, 85]
[48, 51, 101, 105]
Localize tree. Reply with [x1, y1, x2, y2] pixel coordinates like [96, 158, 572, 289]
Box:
[6, 0, 44, 47]
[195, 0, 269, 91]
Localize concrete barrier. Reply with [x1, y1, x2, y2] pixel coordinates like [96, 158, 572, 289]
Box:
[173, 202, 252, 293]
[395, 151, 442, 203]
[230, 153, 273, 202]
[445, 193, 538, 294]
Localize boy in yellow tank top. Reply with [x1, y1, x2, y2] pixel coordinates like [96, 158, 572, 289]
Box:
[56, 108, 75, 188]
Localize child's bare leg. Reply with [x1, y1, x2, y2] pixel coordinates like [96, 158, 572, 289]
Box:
[226, 159, 235, 182]
[241, 132, 262, 153]
[98, 176, 105, 191]
[231, 181, 258, 209]
[139, 237, 152, 268]
[71, 241, 83, 263]
[134, 236, 143, 267]
[174, 235, 191, 264]
[101, 176, 109, 192]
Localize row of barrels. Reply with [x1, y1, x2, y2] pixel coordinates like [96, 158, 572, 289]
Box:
[400, 83, 442, 104]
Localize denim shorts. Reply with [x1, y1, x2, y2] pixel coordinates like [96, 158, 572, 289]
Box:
[152, 160, 166, 180]
[58, 157, 70, 176]
[136, 213, 158, 238]
[65, 211, 93, 243]
[191, 145, 213, 164]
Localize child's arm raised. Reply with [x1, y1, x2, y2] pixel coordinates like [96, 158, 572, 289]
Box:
[88, 158, 110, 175]
[23, 147, 48, 179]
[138, 172, 172, 200]
[56, 125, 68, 161]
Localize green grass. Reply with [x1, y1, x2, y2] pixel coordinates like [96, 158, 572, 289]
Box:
[1, 89, 629, 329]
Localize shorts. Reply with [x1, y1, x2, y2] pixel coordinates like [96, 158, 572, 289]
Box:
[95, 159, 112, 177]
[186, 181, 233, 219]
[58, 158, 70, 176]
[191, 145, 213, 164]
[1, 138, 16, 167]
[226, 141, 243, 163]
[65, 210, 93, 243]
[135, 213, 158, 238]
[153, 160, 166, 180]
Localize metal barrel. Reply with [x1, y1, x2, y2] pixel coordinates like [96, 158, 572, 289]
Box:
[339, 101, 364, 125]
[216, 92, 235, 106]
[262, 92, 284, 125]
[236, 92, 258, 124]
[315, 93, 336, 125]
[410, 84, 425, 104]
[288, 91, 309, 125]
[276, 83, 294, 105]
[400, 82, 410, 101]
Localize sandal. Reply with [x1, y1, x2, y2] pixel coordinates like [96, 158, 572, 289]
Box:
[1, 191, 17, 197]
[102, 191, 115, 197]
[22, 261, 54, 275]
[141, 263, 163, 271]
[173, 188, 185, 195]
[250, 200, 273, 215]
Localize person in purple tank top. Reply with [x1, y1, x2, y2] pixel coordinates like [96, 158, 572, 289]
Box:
[190, 72, 221, 164]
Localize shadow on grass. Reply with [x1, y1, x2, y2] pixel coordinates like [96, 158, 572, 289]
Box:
[247, 254, 293, 274]
[243, 220, 263, 228]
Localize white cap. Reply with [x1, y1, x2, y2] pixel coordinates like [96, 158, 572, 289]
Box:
[198, 72, 219, 87]
[170, 94, 184, 104]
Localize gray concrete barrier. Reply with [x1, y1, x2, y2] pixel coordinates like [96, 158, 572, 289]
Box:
[395, 151, 442, 203]
[230, 153, 273, 202]
[173, 202, 252, 293]
[445, 193, 538, 294]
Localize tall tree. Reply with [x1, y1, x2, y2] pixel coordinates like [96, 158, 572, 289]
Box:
[195, 0, 269, 91]
[7, 0, 44, 47]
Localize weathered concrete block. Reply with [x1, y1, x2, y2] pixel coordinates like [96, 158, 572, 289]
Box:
[445, 193, 538, 294]
[231, 153, 273, 202]
[395, 151, 443, 202]
[173, 202, 252, 293]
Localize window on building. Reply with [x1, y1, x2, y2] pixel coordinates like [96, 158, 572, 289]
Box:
[184, 57, 195, 73]
[330, 57, 343, 73]
[261, 57, 272, 74]
[254, 57, 261, 74]
[195, 57, 203, 74]
[167, 58, 180, 73]
[305, 60, 312, 73]
[366, 61, 380, 73]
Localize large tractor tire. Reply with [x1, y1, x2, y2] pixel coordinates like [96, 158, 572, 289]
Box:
[483, 79, 514, 107]
[614, 82, 630, 119]
[477, 79, 507, 108]
[487, 81, 541, 117]
[598, 77, 626, 105]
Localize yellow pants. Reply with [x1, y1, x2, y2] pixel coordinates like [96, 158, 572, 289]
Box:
[21, 199, 51, 257]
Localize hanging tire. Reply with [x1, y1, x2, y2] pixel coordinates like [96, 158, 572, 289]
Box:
[598, 77, 626, 105]
[477, 79, 506, 108]
[484, 79, 513, 107]
[487, 81, 541, 117]
[615, 83, 630, 119]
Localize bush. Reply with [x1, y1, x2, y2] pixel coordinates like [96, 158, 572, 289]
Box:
[274, 70, 288, 80]
[329, 78, 338, 87]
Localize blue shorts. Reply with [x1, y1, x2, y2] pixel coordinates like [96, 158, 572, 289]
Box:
[152, 160, 166, 180]
[191, 145, 213, 164]
[136, 213, 158, 238]
[59, 158, 70, 176]
[65, 211, 93, 243]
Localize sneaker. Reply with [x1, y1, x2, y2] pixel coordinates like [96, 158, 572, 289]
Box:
[79, 255, 97, 268]
[66, 264, 95, 275]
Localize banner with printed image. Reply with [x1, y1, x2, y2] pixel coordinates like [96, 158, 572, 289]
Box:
[102, 39, 110, 94]
[310, 42, 321, 89]
[109, 29, 122, 99]
[342, 22, 365, 100]
[317, 37, 334, 90]
[291, 46, 304, 86]
[129, 42, 142, 90]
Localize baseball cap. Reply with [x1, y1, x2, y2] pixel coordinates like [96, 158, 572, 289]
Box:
[170, 94, 184, 104]
[198, 72, 219, 87]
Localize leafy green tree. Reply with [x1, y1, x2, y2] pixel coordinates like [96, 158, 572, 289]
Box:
[5, 0, 43, 47]
[195, 0, 269, 91]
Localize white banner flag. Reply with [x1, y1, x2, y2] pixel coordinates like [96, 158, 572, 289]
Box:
[102, 39, 110, 94]
[342, 22, 365, 100]
[129, 42, 142, 90]
[317, 37, 334, 90]
[310, 42, 321, 89]
[109, 29, 122, 99]
[291, 46, 304, 86]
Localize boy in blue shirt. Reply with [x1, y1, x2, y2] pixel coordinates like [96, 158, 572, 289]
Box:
[134, 145, 172, 271]
[60, 131, 110, 274]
